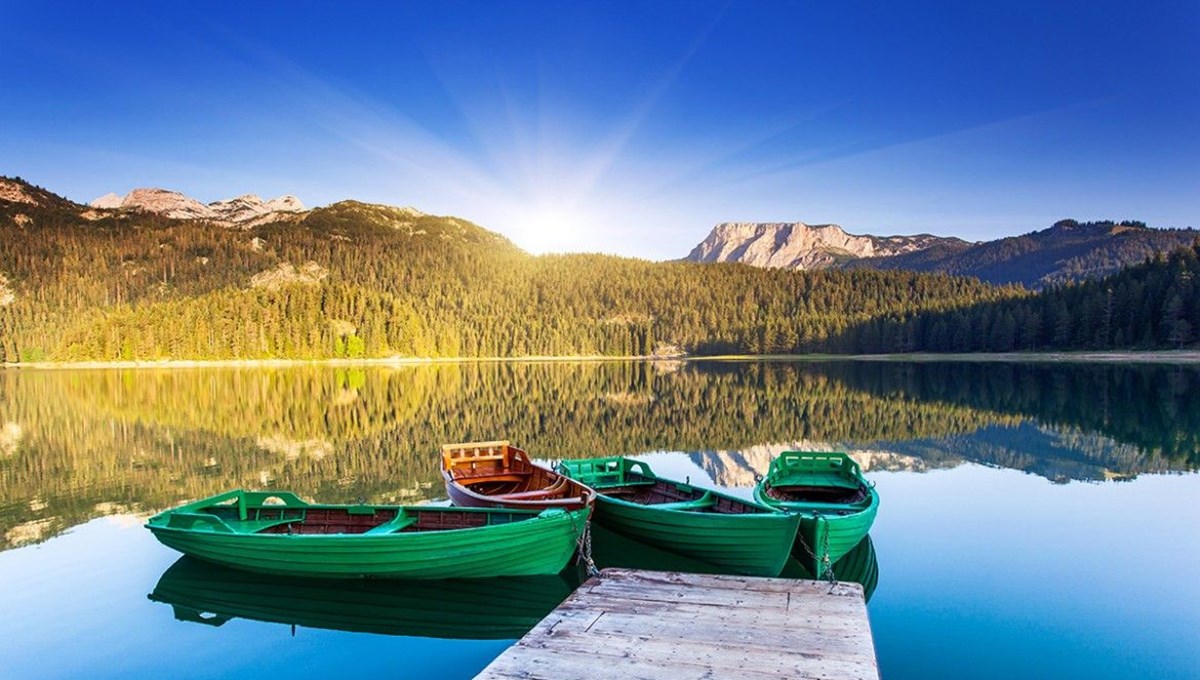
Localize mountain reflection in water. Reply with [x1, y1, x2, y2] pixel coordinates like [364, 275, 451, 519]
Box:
[2, 360, 1196, 551]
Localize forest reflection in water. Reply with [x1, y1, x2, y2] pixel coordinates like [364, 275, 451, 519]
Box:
[1, 359, 1197, 551]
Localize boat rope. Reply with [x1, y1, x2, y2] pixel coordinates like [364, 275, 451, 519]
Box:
[794, 512, 837, 586]
[818, 519, 837, 588]
[568, 510, 600, 578]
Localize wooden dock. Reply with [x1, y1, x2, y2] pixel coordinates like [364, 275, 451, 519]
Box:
[475, 568, 880, 680]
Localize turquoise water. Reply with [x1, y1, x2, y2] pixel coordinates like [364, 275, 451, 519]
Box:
[0, 360, 1197, 678]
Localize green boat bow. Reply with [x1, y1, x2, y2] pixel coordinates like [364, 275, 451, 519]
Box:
[754, 451, 879, 578]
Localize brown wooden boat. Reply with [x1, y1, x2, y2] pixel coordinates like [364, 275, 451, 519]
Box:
[441, 441, 595, 512]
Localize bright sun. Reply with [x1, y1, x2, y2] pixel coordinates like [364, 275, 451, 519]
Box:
[511, 202, 579, 255]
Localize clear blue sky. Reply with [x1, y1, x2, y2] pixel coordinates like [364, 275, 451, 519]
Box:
[2, 1, 1197, 257]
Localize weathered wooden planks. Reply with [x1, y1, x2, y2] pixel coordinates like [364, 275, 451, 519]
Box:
[475, 568, 880, 680]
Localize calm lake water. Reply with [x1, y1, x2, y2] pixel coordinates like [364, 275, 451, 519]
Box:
[1, 360, 1197, 679]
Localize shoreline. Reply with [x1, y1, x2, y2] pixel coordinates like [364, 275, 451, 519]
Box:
[4, 349, 1200, 370]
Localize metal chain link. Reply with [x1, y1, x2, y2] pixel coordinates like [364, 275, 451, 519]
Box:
[567, 508, 600, 578]
[793, 512, 837, 586]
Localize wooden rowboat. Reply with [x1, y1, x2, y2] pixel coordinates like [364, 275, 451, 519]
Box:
[557, 457, 799, 577]
[754, 451, 879, 579]
[441, 441, 595, 512]
[145, 489, 589, 579]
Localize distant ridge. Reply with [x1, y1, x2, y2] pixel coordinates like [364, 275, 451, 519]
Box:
[686, 222, 970, 270]
[89, 187, 306, 225]
[686, 218, 1199, 288]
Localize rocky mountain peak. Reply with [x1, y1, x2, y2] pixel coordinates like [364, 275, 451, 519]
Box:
[88, 188, 306, 224]
[687, 221, 966, 270]
[0, 178, 40, 206]
[264, 195, 304, 213]
[105, 188, 217, 220]
[89, 192, 123, 209]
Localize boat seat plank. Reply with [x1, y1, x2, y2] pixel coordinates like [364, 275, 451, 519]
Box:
[496, 489, 567, 500]
[242, 518, 303, 534]
[458, 472, 532, 483]
[648, 494, 716, 511]
[362, 515, 418, 535]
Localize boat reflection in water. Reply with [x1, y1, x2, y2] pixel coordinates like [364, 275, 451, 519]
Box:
[149, 528, 879, 641]
[148, 557, 581, 640]
[592, 523, 880, 603]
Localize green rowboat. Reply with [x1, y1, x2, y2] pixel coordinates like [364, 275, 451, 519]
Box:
[145, 489, 589, 579]
[557, 457, 799, 577]
[754, 451, 879, 578]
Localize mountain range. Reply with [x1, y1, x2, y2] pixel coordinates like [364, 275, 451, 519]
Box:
[686, 219, 1198, 288]
[89, 188, 305, 225]
[10, 177, 1194, 290]
[2, 175, 1197, 362]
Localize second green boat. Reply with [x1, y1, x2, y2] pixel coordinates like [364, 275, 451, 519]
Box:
[754, 451, 879, 579]
[557, 457, 800, 577]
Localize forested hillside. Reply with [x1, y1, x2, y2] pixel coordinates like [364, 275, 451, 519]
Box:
[842, 244, 1200, 353]
[853, 219, 1199, 288]
[0, 177, 1017, 362]
[2, 177, 1196, 361]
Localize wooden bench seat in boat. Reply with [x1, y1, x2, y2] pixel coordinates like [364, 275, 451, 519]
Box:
[650, 493, 717, 511]
[362, 514, 418, 534]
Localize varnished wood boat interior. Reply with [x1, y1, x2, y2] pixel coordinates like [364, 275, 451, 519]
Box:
[604, 474, 771, 514]
[203, 505, 528, 535]
[442, 441, 592, 505]
[762, 483, 869, 505]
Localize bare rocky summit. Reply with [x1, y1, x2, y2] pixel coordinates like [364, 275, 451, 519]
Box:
[249, 261, 329, 290]
[89, 188, 305, 224]
[0, 179, 39, 206]
[687, 222, 969, 270]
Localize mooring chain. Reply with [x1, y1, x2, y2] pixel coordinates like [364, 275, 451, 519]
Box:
[794, 511, 838, 587]
[567, 507, 600, 578]
[819, 520, 837, 589]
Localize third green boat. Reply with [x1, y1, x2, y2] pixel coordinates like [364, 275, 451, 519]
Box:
[557, 457, 799, 577]
[754, 451, 879, 579]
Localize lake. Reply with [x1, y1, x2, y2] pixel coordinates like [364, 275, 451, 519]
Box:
[1, 359, 1197, 679]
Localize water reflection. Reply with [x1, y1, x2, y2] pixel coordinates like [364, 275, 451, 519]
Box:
[147, 529, 880, 642]
[149, 557, 579, 640]
[593, 522, 880, 603]
[1, 360, 1196, 551]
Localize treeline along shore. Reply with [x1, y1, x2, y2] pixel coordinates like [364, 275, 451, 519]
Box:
[1, 177, 1197, 363]
[2, 360, 1196, 550]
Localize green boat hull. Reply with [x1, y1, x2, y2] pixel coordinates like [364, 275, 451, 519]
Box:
[559, 457, 800, 577]
[591, 496, 799, 576]
[754, 451, 880, 578]
[146, 490, 588, 579]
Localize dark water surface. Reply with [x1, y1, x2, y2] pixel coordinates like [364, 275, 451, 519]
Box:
[1, 360, 1197, 679]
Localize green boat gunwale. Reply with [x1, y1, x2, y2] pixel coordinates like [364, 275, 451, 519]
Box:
[755, 451, 878, 513]
[556, 457, 785, 516]
[145, 489, 579, 538]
